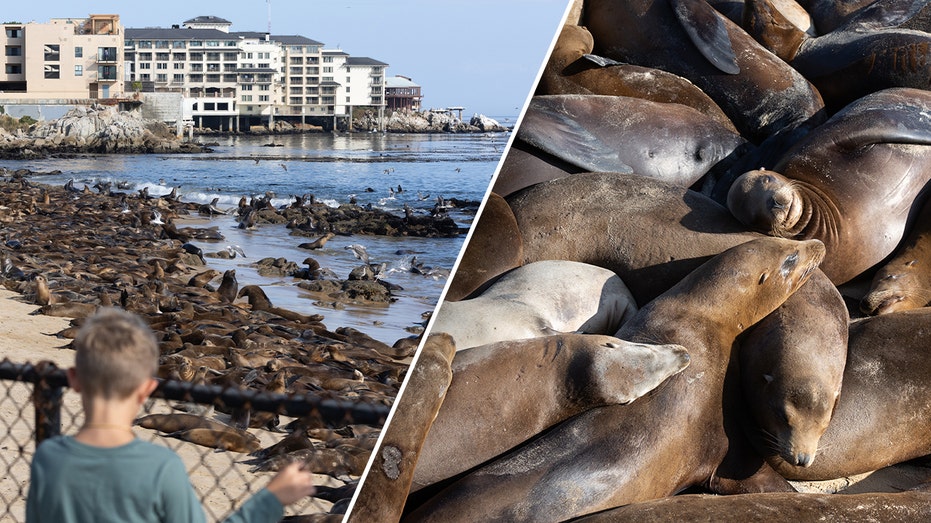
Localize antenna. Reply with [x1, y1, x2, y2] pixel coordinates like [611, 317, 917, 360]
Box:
[267, 0, 272, 34]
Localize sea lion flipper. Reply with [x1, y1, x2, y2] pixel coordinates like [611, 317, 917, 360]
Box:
[518, 100, 633, 174]
[668, 0, 740, 74]
[581, 53, 625, 67]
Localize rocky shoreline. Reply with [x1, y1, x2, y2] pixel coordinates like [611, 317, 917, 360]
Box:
[0, 105, 206, 159]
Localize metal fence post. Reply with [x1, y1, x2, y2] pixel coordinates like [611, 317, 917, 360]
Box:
[32, 362, 63, 443]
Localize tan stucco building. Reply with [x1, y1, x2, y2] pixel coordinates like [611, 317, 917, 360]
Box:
[1, 14, 124, 100]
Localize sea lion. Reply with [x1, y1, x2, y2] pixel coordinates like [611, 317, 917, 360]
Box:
[537, 24, 736, 132]
[406, 237, 825, 521]
[584, 0, 825, 143]
[216, 269, 238, 303]
[134, 412, 235, 434]
[237, 285, 324, 323]
[165, 426, 262, 453]
[743, 0, 931, 112]
[299, 232, 336, 250]
[444, 192, 522, 301]
[347, 334, 456, 523]
[430, 260, 638, 351]
[507, 172, 760, 305]
[34, 274, 51, 306]
[766, 308, 931, 480]
[572, 489, 931, 522]
[726, 88, 931, 285]
[493, 94, 745, 197]
[410, 334, 690, 492]
[861, 195, 931, 314]
[739, 269, 849, 467]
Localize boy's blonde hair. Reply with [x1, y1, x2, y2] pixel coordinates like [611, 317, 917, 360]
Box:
[73, 307, 159, 398]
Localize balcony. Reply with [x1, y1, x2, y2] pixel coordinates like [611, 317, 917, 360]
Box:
[97, 65, 119, 82]
[97, 48, 118, 64]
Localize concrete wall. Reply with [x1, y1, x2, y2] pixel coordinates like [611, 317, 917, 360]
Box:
[140, 92, 183, 123]
[0, 103, 82, 121]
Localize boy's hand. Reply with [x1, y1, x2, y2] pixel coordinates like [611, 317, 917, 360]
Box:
[266, 461, 317, 505]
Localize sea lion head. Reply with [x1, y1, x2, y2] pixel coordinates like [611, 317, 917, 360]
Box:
[756, 373, 840, 467]
[861, 263, 931, 315]
[727, 169, 804, 237]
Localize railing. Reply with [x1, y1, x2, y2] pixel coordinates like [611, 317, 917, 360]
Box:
[0, 359, 387, 522]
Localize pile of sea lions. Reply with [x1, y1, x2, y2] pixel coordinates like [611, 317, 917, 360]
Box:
[0, 170, 439, 519]
[350, 0, 931, 520]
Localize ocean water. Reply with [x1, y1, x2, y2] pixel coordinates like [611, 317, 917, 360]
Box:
[2, 131, 513, 343]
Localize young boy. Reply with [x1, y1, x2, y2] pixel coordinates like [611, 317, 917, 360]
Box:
[26, 307, 317, 522]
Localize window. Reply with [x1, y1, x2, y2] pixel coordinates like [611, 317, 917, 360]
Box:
[5, 46, 21, 57]
[206, 52, 220, 61]
[190, 53, 203, 61]
[5, 64, 21, 74]
[346, 67, 351, 72]
[172, 40, 185, 49]
[98, 65, 117, 80]
[157, 63, 168, 70]
[138, 40, 152, 48]
[156, 40, 169, 48]
[306, 46, 319, 53]
[190, 64, 202, 72]
[259, 84, 270, 91]
[241, 84, 253, 91]
[44, 44, 60, 61]
[173, 74, 184, 82]
[206, 74, 220, 82]
[322, 96, 334, 104]
[307, 97, 318, 104]
[224, 53, 237, 61]
[156, 53, 169, 60]
[139, 52, 152, 61]
[98, 47, 117, 62]
[190, 41, 203, 47]
[346, 97, 350, 103]
[74, 65, 83, 76]
[241, 95, 253, 101]
[290, 87, 302, 94]
[44, 64, 60, 79]
[346, 76, 350, 83]
[346, 86, 350, 93]
[75, 47, 83, 58]
[290, 97, 301, 104]
[290, 45, 302, 53]
[259, 95, 269, 102]
[174, 62, 185, 70]
[5, 28, 22, 38]
[173, 53, 186, 61]
[189, 74, 203, 81]
[140, 63, 151, 70]
[156, 74, 167, 82]
[323, 66, 332, 73]
[207, 41, 219, 47]
[323, 56, 333, 63]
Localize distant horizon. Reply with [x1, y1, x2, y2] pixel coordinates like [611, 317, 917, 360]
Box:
[4, 1, 570, 116]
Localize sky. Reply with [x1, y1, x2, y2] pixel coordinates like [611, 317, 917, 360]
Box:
[4, 0, 571, 117]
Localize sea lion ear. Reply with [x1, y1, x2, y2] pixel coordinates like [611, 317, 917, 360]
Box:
[759, 272, 769, 284]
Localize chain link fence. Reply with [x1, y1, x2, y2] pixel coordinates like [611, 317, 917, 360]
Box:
[0, 359, 390, 522]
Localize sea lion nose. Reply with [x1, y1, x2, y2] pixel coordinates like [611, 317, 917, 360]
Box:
[795, 452, 814, 467]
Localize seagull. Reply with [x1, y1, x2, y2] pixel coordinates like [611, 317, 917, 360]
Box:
[150, 210, 165, 225]
[279, 163, 288, 171]
[344, 244, 370, 264]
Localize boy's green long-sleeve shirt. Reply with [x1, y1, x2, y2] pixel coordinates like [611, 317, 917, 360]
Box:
[27, 435, 283, 523]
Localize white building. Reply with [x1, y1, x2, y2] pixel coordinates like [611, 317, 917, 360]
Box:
[123, 16, 387, 130]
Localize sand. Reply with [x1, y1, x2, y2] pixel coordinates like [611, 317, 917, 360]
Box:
[0, 289, 339, 523]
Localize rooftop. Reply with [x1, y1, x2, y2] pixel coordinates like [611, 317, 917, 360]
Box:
[385, 76, 419, 88]
[346, 57, 388, 66]
[184, 16, 232, 25]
